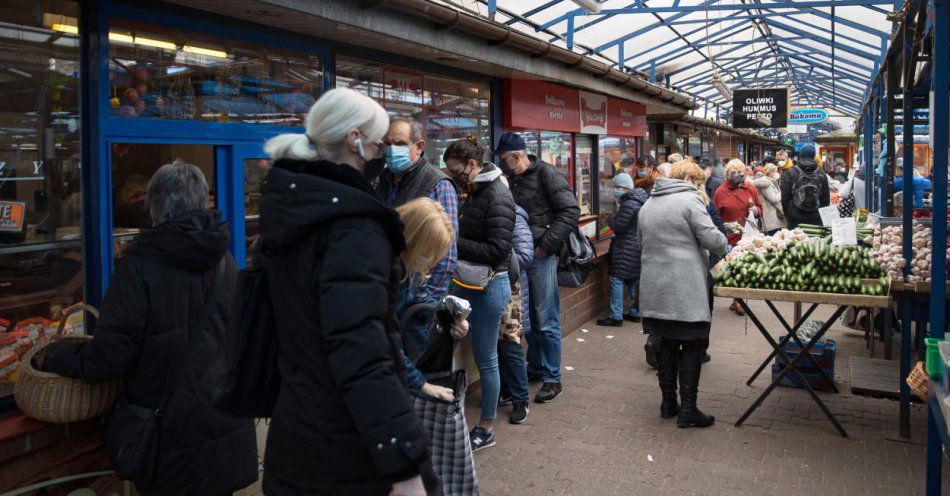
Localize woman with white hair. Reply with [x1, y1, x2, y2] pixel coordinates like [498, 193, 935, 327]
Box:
[713, 159, 762, 316]
[258, 88, 433, 495]
[43, 160, 258, 495]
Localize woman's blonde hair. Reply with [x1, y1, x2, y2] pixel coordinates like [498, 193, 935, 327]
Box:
[396, 198, 454, 282]
[670, 160, 710, 204]
[725, 159, 746, 175]
[265, 88, 389, 161]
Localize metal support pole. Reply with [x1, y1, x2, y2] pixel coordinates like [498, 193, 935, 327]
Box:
[885, 66, 897, 217]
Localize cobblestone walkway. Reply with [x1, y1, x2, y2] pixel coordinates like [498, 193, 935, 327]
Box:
[467, 298, 950, 495]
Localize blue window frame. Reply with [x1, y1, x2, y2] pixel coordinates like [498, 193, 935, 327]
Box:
[84, 0, 333, 306]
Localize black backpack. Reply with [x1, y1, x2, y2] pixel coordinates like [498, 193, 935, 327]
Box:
[792, 166, 823, 212]
[557, 226, 596, 288]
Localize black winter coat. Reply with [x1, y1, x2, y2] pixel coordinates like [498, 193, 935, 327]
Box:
[509, 156, 580, 256]
[44, 210, 257, 496]
[607, 188, 649, 280]
[706, 175, 724, 205]
[259, 159, 429, 495]
[780, 160, 830, 227]
[458, 164, 516, 272]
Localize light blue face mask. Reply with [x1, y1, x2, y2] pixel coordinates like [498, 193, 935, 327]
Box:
[614, 188, 627, 198]
[386, 145, 413, 173]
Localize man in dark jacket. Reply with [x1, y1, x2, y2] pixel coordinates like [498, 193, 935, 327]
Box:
[44, 160, 257, 496]
[704, 164, 724, 205]
[497, 132, 580, 404]
[597, 173, 648, 327]
[780, 144, 830, 228]
[378, 116, 458, 361]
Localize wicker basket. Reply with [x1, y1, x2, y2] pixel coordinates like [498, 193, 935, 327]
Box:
[907, 360, 930, 402]
[14, 304, 121, 423]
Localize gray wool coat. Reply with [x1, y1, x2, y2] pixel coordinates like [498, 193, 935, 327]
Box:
[637, 178, 729, 323]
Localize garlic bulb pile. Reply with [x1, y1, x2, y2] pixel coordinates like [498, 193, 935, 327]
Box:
[866, 223, 945, 283]
[726, 228, 811, 260]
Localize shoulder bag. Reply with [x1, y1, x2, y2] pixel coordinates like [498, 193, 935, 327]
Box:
[104, 258, 225, 482]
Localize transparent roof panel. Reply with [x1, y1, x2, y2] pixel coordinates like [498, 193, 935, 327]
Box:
[455, 0, 893, 116]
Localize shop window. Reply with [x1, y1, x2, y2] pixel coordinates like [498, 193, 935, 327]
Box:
[598, 136, 637, 237]
[244, 158, 269, 264]
[0, 0, 82, 399]
[574, 136, 593, 216]
[107, 19, 323, 125]
[110, 144, 214, 256]
[337, 56, 491, 169]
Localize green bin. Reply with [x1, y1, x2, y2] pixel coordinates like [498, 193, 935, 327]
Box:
[925, 338, 945, 378]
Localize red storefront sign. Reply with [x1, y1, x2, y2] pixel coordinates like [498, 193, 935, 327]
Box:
[504, 80, 580, 133]
[607, 98, 647, 137]
[579, 91, 607, 134]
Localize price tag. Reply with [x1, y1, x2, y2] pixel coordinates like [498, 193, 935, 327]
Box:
[866, 212, 881, 228]
[819, 205, 840, 226]
[831, 217, 857, 245]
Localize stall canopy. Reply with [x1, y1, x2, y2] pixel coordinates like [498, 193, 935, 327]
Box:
[449, 0, 893, 118]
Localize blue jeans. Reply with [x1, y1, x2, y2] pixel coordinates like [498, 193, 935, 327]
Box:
[498, 340, 529, 404]
[455, 272, 510, 421]
[609, 276, 639, 321]
[525, 255, 562, 383]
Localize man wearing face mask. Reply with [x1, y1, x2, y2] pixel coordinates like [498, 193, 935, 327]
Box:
[376, 116, 459, 361]
[776, 150, 793, 171]
[496, 132, 579, 405]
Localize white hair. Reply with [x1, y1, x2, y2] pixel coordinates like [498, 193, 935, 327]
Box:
[656, 162, 673, 178]
[265, 88, 389, 161]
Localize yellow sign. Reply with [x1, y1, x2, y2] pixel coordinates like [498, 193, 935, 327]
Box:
[0, 201, 25, 231]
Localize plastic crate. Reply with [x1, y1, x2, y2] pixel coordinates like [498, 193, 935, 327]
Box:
[775, 338, 836, 371]
[771, 363, 836, 392]
[925, 338, 945, 379]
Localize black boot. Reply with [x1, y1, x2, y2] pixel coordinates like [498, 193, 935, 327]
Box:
[677, 340, 715, 428]
[655, 338, 679, 419]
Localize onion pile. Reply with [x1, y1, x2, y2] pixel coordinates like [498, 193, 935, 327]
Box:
[865, 223, 945, 283]
[726, 228, 811, 261]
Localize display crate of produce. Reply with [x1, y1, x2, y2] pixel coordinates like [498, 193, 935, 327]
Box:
[771, 363, 836, 392]
[776, 338, 837, 370]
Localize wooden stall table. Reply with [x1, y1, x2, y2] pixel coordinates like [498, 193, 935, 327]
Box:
[714, 286, 892, 438]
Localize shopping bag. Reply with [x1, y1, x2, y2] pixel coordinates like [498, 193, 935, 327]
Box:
[741, 208, 760, 239]
[412, 370, 479, 496]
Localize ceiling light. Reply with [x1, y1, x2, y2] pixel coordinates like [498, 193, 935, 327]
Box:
[183, 45, 228, 58]
[712, 74, 732, 100]
[109, 32, 134, 44]
[569, 0, 604, 13]
[134, 36, 176, 50]
[50, 23, 78, 35]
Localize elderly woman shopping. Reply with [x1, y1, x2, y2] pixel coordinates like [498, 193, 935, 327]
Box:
[638, 167, 728, 429]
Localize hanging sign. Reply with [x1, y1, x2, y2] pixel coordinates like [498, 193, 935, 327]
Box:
[0, 201, 25, 232]
[579, 91, 607, 134]
[504, 80, 580, 133]
[732, 88, 789, 128]
[606, 98, 647, 137]
[789, 108, 829, 125]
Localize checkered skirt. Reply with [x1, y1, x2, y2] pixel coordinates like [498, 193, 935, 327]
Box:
[412, 375, 479, 495]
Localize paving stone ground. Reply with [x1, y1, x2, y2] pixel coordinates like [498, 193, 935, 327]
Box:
[465, 298, 950, 495]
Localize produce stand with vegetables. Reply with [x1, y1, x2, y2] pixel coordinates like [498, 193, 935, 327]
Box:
[714, 230, 891, 438]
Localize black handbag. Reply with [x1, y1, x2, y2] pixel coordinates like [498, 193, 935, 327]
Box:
[210, 262, 280, 418]
[557, 226, 596, 288]
[104, 259, 225, 482]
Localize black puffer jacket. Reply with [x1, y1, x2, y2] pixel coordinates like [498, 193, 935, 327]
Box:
[607, 188, 649, 280]
[458, 164, 516, 272]
[44, 210, 257, 496]
[259, 159, 429, 495]
[780, 160, 830, 228]
[509, 155, 580, 255]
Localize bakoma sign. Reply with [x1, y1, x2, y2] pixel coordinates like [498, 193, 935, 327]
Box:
[732, 88, 789, 128]
[789, 108, 830, 125]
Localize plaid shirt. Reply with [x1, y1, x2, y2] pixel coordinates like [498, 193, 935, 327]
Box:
[383, 173, 459, 305]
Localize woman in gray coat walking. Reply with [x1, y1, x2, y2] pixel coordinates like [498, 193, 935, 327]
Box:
[638, 173, 728, 428]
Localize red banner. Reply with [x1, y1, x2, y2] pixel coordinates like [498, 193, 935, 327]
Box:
[607, 98, 647, 137]
[505, 80, 580, 133]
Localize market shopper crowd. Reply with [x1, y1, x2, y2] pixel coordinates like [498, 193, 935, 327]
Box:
[32, 88, 883, 495]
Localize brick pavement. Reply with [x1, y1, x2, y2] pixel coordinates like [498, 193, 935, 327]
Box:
[466, 298, 950, 495]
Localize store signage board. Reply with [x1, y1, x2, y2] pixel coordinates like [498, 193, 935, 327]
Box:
[819, 205, 840, 227]
[0, 201, 24, 231]
[831, 217, 857, 246]
[505, 80, 580, 133]
[579, 91, 607, 134]
[607, 98, 647, 137]
[732, 88, 789, 128]
[789, 108, 829, 125]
